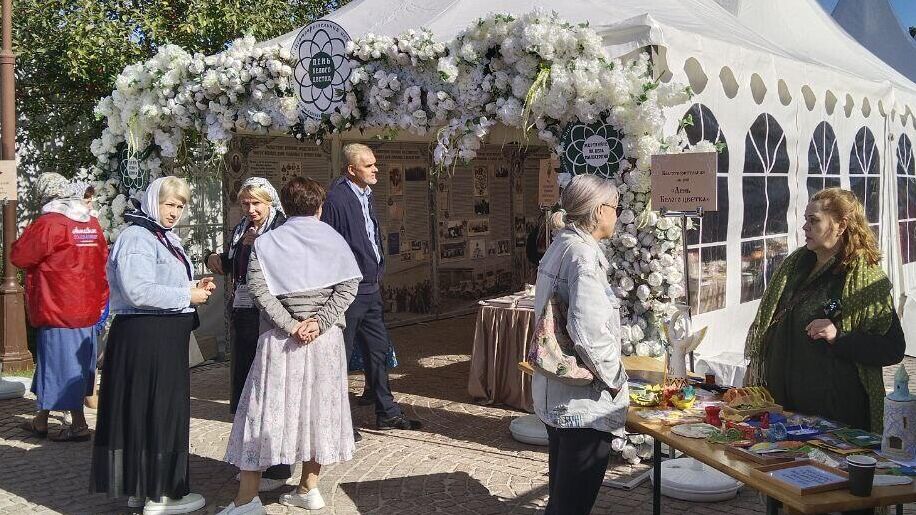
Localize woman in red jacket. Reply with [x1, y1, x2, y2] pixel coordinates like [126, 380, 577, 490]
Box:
[11, 172, 109, 441]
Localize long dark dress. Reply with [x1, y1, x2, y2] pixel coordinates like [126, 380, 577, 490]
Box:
[763, 252, 905, 430]
[90, 312, 196, 499]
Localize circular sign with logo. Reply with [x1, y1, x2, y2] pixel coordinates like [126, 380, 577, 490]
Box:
[292, 20, 352, 120]
[560, 120, 625, 179]
[117, 144, 150, 191]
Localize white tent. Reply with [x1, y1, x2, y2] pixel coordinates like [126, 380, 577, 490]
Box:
[261, 0, 916, 357]
[831, 0, 916, 85]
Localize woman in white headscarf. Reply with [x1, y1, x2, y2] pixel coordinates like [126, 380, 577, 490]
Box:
[219, 177, 361, 515]
[90, 176, 215, 515]
[205, 177, 291, 491]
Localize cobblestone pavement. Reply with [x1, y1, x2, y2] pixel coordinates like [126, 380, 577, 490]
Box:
[0, 314, 913, 514]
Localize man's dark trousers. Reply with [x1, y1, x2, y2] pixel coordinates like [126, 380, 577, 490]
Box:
[343, 290, 400, 418]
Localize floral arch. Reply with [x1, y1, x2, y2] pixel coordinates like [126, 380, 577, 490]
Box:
[85, 11, 710, 355]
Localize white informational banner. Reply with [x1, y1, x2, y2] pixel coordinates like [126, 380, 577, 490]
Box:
[292, 20, 352, 120]
[0, 160, 17, 201]
[650, 152, 718, 212]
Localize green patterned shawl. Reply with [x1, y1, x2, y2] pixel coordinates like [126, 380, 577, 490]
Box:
[744, 248, 894, 432]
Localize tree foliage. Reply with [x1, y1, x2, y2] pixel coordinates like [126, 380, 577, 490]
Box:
[12, 0, 349, 177]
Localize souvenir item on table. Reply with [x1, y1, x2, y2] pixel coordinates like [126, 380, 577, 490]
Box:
[882, 364, 916, 461]
[705, 427, 743, 444]
[785, 425, 822, 441]
[670, 422, 720, 439]
[810, 433, 867, 455]
[724, 421, 758, 440]
[832, 428, 882, 449]
[636, 409, 703, 426]
[786, 414, 840, 432]
[704, 405, 722, 427]
[805, 448, 841, 468]
[758, 422, 788, 443]
[721, 386, 782, 421]
[629, 383, 663, 407]
[752, 460, 850, 496]
[668, 385, 697, 410]
[725, 444, 800, 465]
[663, 305, 706, 390]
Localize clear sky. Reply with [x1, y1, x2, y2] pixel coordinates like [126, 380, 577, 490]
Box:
[817, 0, 916, 29]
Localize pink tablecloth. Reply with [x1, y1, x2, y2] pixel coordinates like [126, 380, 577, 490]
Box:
[467, 304, 536, 412]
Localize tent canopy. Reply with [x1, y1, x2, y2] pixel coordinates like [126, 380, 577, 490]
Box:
[832, 0, 916, 86]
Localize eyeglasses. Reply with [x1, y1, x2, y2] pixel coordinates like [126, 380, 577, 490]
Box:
[602, 203, 623, 217]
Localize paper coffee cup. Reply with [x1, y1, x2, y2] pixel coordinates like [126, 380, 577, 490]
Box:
[846, 455, 877, 497]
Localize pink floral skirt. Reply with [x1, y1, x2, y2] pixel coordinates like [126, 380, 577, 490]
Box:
[224, 326, 355, 471]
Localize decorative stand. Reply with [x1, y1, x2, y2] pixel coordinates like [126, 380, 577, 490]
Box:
[659, 207, 704, 371]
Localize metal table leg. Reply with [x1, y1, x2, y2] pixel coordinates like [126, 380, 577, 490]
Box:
[766, 496, 779, 515]
[653, 438, 661, 515]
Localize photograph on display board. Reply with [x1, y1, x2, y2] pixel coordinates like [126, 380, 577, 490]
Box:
[474, 197, 490, 216]
[383, 279, 433, 315]
[440, 241, 467, 262]
[405, 166, 427, 181]
[470, 238, 487, 260]
[513, 216, 527, 238]
[487, 241, 498, 256]
[387, 232, 400, 256]
[387, 197, 405, 224]
[468, 218, 490, 236]
[436, 181, 450, 218]
[440, 220, 467, 241]
[389, 165, 404, 196]
[495, 165, 510, 178]
[496, 239, 511, 256]
[473, 165, 489, 196]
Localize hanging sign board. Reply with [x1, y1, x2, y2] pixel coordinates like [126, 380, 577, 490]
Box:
[0, 160, 17, 201]
[538, 156, 560, 208]
[560, 119, 625, 179]
[650, 152, 718, 212]
[292, 20, 352, 120]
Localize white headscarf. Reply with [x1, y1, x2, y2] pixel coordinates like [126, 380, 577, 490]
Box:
[139, 177, 167, 228]
[253, 216, 362, 296]
[227, 177, 284, 260]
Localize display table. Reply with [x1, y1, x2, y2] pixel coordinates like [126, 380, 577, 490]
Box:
[627, 409, 916, 515]
[467, 298, 535, 412]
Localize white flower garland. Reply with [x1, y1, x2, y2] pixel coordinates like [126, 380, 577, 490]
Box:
[89, 11, 711, 354]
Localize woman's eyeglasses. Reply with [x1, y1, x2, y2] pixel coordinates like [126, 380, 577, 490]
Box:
[602, 203, 623, 217]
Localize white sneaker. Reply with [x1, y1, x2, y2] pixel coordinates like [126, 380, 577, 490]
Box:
[216, 497, 265, 515]
[280, 488, 325, 510]
[142, 493, 206, 514]
[127, 496, 146, 508]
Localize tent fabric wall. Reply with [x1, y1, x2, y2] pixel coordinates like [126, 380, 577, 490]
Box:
[258, 0, 916, 355]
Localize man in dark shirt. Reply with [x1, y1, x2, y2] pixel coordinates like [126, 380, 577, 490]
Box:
[322, 143, 422, 437]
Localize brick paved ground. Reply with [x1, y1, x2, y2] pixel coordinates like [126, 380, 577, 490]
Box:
[0, 314, 913, 514]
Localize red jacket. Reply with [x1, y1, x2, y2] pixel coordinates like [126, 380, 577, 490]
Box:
[11, 212, 109, 328]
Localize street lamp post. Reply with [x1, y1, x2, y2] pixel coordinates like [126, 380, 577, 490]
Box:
[0, 0, 33, 374]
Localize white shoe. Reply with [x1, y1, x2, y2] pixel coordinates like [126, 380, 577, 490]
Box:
[128, 496, 146, 509]
[142, 493, 206, 514]
[280, 488, 325, 510]
[216, 497, 265, 515]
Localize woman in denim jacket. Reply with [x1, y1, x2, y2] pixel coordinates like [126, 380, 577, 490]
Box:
[90, 176, 215, 515]
[533, 174, 629, 515]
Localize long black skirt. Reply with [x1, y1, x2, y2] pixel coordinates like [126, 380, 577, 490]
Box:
[90, 313, 196, 500]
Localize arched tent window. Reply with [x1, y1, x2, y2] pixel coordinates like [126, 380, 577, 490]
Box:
[741, 113, 790, 303]
[897, 133, 916, 264]
[682, 104, 728, 314]
[849, 127, 881, 235]
[807, 121, 841, 197]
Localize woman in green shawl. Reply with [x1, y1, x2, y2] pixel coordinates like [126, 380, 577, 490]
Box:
[745, 188, 905, 432]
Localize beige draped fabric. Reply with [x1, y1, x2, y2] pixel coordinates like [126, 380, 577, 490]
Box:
[467, 305, 536, 412]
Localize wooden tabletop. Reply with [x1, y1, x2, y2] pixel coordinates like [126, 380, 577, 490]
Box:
[627, 409, 916, 514]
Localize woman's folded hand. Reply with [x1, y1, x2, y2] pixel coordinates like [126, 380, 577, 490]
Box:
[805, 318, 838, 344]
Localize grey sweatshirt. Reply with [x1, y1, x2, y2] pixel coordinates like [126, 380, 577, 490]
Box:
[247, 249, 358, 336]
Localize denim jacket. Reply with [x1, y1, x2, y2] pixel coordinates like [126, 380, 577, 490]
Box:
[532, 225, 629, 434]
[108, 225, 195, 315]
